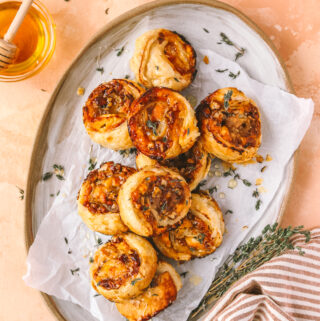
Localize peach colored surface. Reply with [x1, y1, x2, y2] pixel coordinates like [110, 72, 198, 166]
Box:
[0, 1, 319, 320]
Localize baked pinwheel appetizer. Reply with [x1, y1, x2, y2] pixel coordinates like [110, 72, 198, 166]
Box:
[128, 87, 199, 160]
[90, 233, 158, 302]
[77, 162, 136, 235]
[153, 192, 225, 261]
[118, 166, 191, 237]
[136, 141, 211, 190]
[130, 28, 196, 91]
[83, 79, 145, 150]
[116, 261, 182, 321]
[196, 87, 261, 163]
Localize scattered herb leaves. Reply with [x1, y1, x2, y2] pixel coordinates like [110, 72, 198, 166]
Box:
[252, 189, 259, 198]
[197, 233, 206, 244]
[242, 179, 252, 187]
[225, 210, 233, 215]
[105, 8, 109, 14]
[88, 158, 97, 171]
[180, 271, 189, 278]
[146, 120, 158, 136]
[223, 90, 233, 110]
[94, 293, 101, 297]
[209, 186, 217, 194]
[215, 68, 228, 73]
[116, 46, 125, 56]
[42, 172, 53, 181]
[229, 70, 240, 79]
[96, 67, 104, 74]
[235, 48, 246, 61]
[174, 77, 180, 82]
[70, 268, 80, 275]
[64, 237, 68, 245]
[255, 199, 262, 210]
[203, 28, 209, 33]
[131, 278, 142, 285]
[56, 175, 65, 181]
[125, 74, 130, 79]
[261, 166, 267, 173]
[17, 186, 24, 200]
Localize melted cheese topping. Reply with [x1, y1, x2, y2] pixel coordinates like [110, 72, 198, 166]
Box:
[93, 237, 140, 290]
[128, 87, 199, 160]
[79, 162, 136, 215]
[131, 174, 189, 234]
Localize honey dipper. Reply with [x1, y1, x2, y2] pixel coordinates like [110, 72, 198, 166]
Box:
[0, 0, 33, 69]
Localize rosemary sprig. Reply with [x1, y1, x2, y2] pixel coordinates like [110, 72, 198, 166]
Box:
[189, 223, 310, 319]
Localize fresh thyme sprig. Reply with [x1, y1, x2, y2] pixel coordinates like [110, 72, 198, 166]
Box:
[189, 223, 310, 320]
[217, 32, 246, 61]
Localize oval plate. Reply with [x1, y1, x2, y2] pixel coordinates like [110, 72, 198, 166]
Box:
[25, 1, 295, 321]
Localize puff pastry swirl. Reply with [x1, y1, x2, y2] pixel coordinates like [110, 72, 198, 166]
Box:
[153, 192, 225, 261]
[118, 166, 191, 237]
[77, 162, 136, 235]
[116, 261, 182, 321]
[83, 79, 145, 150]
[130, 28, 196, 91]
[90, 233, 157, 302]
[128, 87, 199, 161]
[136, 141, 211, 191]
[196, 87, 261, 163]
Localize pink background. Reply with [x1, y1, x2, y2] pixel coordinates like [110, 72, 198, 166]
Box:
[0, 0, 319, 320]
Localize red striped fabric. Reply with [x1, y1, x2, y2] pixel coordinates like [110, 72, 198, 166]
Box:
[205, 228, 320, 321]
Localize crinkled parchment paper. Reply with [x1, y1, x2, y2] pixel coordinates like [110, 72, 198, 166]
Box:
[24, 13, 313, 321]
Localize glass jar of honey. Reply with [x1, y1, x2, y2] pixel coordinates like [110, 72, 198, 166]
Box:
[0, 0, 55, 81]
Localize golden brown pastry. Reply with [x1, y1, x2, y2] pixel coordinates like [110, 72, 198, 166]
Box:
[118, 166, 191, 237]
[77, 162, 136, 235]
[128, 87, 199, 161]
[83, 79, 145, 150]
[196, 87, 261, 163]
[116, 261, 182, 321]
[90, 233, 158, 302]
[136, 141, 211, 191]
[130, 28, 196, 91]
[153, 192, 225, 261]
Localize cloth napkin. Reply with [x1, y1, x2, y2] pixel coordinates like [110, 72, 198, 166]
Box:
[205, 228, 320, 321]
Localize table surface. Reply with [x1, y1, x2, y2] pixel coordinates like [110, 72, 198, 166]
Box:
[0, 0, 319, 320]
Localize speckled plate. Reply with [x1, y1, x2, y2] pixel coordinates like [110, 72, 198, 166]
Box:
[25, 1, 295, 321]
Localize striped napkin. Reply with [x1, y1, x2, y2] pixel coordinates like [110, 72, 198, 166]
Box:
[204, 228, 320, 321]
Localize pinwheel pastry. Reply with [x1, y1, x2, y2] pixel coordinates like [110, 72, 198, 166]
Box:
[196, 87, 261, 163]
[153, 192, 225, 261]
[128, 87, 199, 160]
[90, 233, 158, 302]
[83, 79, 145, 150]
[130, 28, 196, 91]
[77, 162, 136, 235]
[136, 141, 211, 191]
[118, 166, 191, 237]
[116, 260, 182, 321]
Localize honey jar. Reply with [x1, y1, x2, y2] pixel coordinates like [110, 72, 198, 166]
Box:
[0, 0, 55, 81]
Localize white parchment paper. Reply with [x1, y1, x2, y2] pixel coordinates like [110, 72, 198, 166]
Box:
[24, 15, 313, 321]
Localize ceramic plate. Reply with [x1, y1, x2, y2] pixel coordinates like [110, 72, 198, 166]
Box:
[25, 1, 295, 321]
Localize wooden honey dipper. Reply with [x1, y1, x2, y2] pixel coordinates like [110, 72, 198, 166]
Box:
[0, 0, 33, 69]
